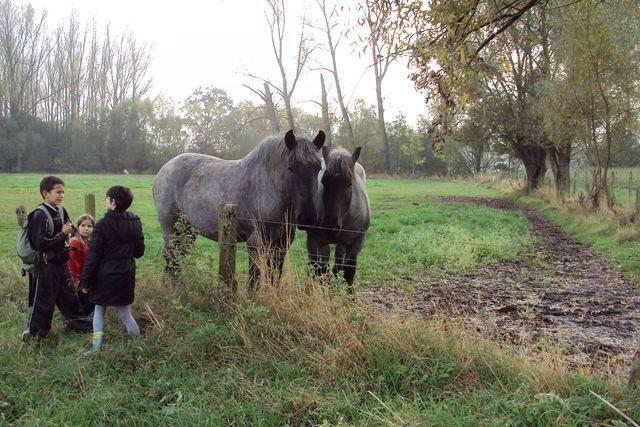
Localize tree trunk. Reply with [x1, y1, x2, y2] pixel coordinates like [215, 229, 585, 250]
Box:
[320, 0, 354, 147]
[320, 74, 332, 148]
[515, 144, 547, 192]
[333, 71, 354, 147]
[373, 56, 390, 172]
[474, 150, 482, 174]
[263, 82, 280, 133]
[283, 94, 295, 131]
[547, 144, 571, 198]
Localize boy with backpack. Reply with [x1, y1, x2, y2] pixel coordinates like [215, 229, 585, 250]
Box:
[21, 176, 92, 341]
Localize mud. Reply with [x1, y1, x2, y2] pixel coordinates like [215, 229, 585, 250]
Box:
[359, 197, 640, 368]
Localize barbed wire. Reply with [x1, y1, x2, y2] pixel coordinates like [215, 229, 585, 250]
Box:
[235, 216, 369, 235]
[159, 212, 533, 246]
[184, 235, 533, 270]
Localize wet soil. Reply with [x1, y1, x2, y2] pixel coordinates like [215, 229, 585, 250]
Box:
[359, 196, 640, 366]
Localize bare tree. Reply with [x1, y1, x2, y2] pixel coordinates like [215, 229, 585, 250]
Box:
[0, 1, 49, 118]
[0, 0, 50, 170]
[315, 0, 354, 147]
[242, 81, 281, 133]
[319, 73, 332, 147]
[246, 0, 314, 132]
[360, 0, 397, 172]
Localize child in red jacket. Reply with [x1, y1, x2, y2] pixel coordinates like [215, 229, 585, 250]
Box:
[67, 214, 95, 315]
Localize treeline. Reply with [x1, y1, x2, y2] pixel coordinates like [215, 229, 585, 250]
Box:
[0, 1, 153, 172]
[0, 0, 463, 175]
[6, 0, 637, 190]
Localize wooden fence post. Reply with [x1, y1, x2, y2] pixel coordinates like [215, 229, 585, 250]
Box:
[629, 172, 633, 201]
[84, 193, 95, 218]
[636, 189, 640, 225]
[572, 171, 577, 195]
[218, 203, 238, 295]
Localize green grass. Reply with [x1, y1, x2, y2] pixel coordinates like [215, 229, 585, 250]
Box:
[0, 174, 529, 286]
[1, 174, 636, 425]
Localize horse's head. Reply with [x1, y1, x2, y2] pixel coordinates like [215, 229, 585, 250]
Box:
[317, 146, 361, 231]
[283, 129, 325, 229]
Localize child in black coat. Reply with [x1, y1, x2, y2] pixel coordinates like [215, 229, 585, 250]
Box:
[80, 185, 145, 354]
[23, 176, 91, 341]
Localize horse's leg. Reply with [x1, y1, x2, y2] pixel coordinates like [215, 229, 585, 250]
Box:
[333, 244, 347, 278]
[270, 225, 294, 286]
[247, 233, 261, 295]
[157, 210, 180, 276]
[306, 236, 330, 277]
[343, 239, 364, 293]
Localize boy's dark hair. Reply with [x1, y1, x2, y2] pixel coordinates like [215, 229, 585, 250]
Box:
[39, 176, 65, 198]
[106, 185, 134, 211]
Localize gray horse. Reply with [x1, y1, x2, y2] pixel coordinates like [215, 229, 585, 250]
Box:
[153, 130, 325, 289]
[306, 146, 370, 291]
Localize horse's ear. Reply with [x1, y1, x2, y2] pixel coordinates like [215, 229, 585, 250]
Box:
[351, 147, 362, 164]
[285, 129, 296, 150]
[313, 130, 325, 149]
[322, 146, 330, 163]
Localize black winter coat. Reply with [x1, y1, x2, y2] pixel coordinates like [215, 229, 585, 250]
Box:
[28, 203, 71, 263]
[80, 210, 145, 306]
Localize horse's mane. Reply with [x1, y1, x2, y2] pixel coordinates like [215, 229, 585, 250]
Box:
[325, 147, 355, 181]
[245, 135, 321, 169]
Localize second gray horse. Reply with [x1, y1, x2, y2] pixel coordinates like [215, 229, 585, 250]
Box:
[306, 146, 370, 291]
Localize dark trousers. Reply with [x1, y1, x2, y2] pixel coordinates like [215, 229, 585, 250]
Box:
[28, 272, 35, 307]
[77, 290, 95, 317]
[26, 262, 92, 338]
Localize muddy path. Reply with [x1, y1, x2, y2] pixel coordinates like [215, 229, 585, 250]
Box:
[359, 196, 640, 366]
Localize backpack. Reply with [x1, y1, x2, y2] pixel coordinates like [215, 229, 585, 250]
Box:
[17, 204, 55, 273]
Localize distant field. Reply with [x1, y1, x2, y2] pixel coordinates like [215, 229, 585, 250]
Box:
[536, 166, 640, 204]
[0, 174, 530, 286]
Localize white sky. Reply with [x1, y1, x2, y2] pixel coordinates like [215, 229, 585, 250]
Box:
[18, 0, 428, 124]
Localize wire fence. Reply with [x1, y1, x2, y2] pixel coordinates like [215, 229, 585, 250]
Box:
[191, 216, 534, 272]
[77, 190, 536, 281]
[510, 167, 640, 202]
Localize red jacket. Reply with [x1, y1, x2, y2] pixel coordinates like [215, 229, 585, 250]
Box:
[67, 239, 88, 280]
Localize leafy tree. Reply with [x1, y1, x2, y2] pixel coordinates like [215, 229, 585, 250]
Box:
[182, 86, 238, 157]
[542, 0, 640, 206]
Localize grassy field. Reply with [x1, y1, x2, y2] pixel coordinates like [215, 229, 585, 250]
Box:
[1, 174, 638, 425]
[0, 174, 528, 286]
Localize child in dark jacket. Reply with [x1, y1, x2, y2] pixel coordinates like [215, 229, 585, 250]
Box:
[80, 185, 145, 354]
[23, 176, 92, 341]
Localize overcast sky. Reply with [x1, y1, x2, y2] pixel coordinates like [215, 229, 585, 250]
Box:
[18, 0, 428, 124]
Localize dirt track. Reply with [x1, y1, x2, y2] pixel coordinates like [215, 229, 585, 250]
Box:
[360, 197, 640, 366]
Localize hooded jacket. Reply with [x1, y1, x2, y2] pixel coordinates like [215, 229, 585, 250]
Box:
[80, 210, 145, 306]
